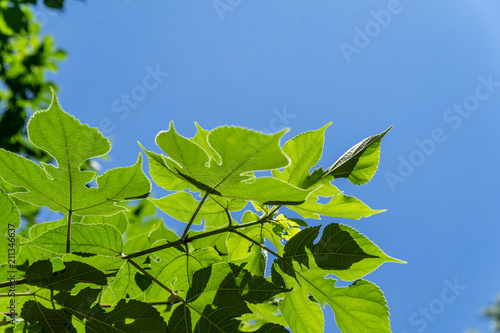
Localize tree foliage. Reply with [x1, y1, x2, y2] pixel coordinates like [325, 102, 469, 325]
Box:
[0, 0, 72, 230]
[0, 92, 403, 332]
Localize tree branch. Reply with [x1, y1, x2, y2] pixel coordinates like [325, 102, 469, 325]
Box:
[180, 190, 210, 243]
[122, 208, 277, 260]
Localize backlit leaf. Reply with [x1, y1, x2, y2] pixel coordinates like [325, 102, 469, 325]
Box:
[142, 123, 311, 204]
[26, 223, 123, 256]
[169, 263, 288, 332]
[0, 92, 150, 216]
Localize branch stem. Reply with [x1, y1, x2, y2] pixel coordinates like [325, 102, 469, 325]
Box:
[127, 259, 182, 302]
[122, 210, 275, 260]
[229, 229, 283, 260]
[180, 191, 210, 243]
[1, 205, 283, 288]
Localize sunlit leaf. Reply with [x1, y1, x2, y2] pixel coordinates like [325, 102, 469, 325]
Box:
[142, 124, 311, 204]
[0, 92, 150, 216]
[169, 263, 288, 332]
[26, 223, 123, 256]
[308, 126, 392, 186]
[0, 187, 21, 265]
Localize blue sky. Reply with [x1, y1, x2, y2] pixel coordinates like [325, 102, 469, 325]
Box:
[35, 0, 500, 332]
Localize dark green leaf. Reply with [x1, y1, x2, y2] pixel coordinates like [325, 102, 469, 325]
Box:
[310, 126, 392, 186]
[21, 300, 74, 332]
[169, 263, 288, 332]
[25, 260, 107, 291]
[274, 223, 402, 282]
[254, 323, 289, 332]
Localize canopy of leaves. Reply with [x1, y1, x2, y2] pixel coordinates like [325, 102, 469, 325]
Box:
[0, 92, 402, 333]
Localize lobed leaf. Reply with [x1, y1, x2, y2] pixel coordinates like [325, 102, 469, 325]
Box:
[108, 261, 146, 305]
[21, 300, 73, 332]
[150, 192, 245, 228]
[289, 192, 384, 220]
[0, 92, 151, 216]
[274, 223, 402, 282]
[146, 246, 221, 301]
[276, 261, 391, 333]
[25, 260, 107, 291]
[169, 263, 288, 332]
[273, 125, 388, 219]
[272, 123, 331, 189]
[142, 123, 311, 205]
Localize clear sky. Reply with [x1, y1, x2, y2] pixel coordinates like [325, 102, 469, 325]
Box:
[36, 1, 500, 332]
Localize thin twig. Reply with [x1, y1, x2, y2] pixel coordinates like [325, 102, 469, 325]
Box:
[230, 229, 283, 260]
[180, 191, 210, 243]
[127, 259, 181, 301]
[122, 208, 277, 260]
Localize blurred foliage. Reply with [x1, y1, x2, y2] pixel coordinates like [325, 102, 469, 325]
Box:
[0, 1, 86, 229]
[467, 296, 500, 333]
[0, 0, 66, 161]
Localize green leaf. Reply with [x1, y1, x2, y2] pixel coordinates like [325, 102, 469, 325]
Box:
[309, 126, 392, 186]
[227, 227, 266, 276]
[0, 186, 21, 265]
[191, 122, 222, 164]
[276, 261, 391, 333]
[169, 263, 288, 332]
[239, 301, 289, 331]
[82, 212, 129, 235]
[275, 223, 402, 282]
[21, 300, 73, 332]
[289, 192, 384, 220]
[54, 287, 102, 322]
[3, 6, 26, 33]
[146, 247, 221, 301]
[309, 277, 391, 333]
[26, 223, 124, 256]
[190, 227, 230, 257]
[150, 192, 246, 228]
[273, 123, 331, 189]
[53, 288, 168, 332]
[0, 92, 150, 216]
[279, 275, 324, 333]
[28, 217, 66, 240]
[253, 323, 290, 333]
[148, 220, 180, 245]
[143, 124, 311, 204]
[25, 260, 107, 291]
[140, 144, 192, 192]
[62, 253, 124, 273]
[22, 287, 167, 332]
[109, 261, 145, 305]
[271, 124, 387, 219]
